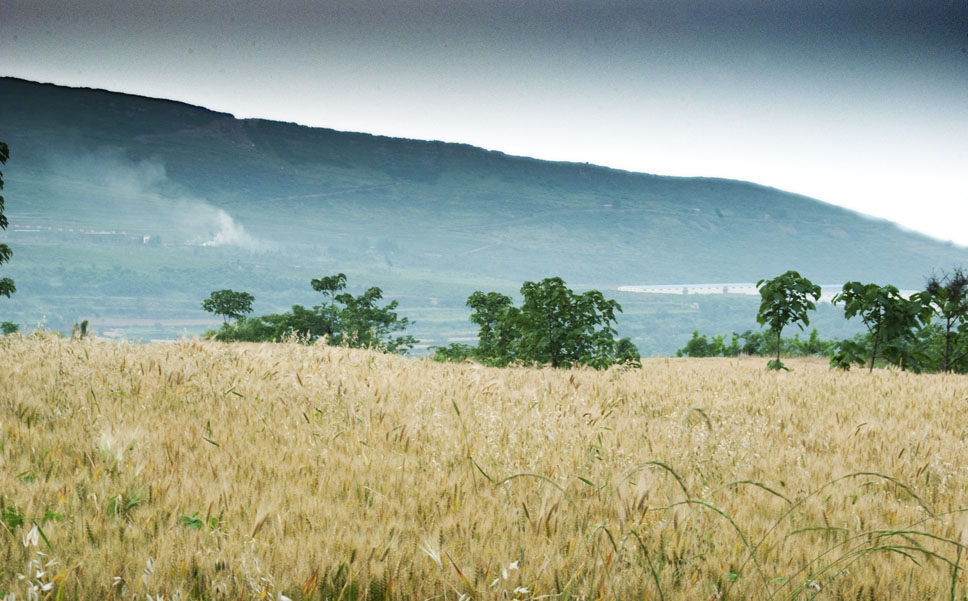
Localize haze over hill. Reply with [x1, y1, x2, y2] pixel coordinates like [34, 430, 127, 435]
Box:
[1, 77, 965, 352]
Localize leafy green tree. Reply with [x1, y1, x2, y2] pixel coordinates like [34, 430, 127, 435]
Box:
[0, 141, 15, 300]
[261, 304, 331, 341]
[309, 274, 417, 351]
[888, 322, 949, 374]
[429, 342, 474, 363]
[923, 268, 968, 372]
[466, 291, 519, 364]
[209, 275, 416, 354]
[202, 289, 255, 324]
[788, 327, 834, 357]
[450, 278, 636, 368]
[831, 282, 930, 372]
[722, 333, 742, 357]
[334, 285, 416, 353]
[311, 273, 347, 300]
[675, 332, 738, 358]
[310, 273, 346, 337]
[515, 277, 625, 368]
[1, 321, 18, 335]
[614, 337, 642, 365]
[738, 330, 767, 356]
[214, 312, 276, 342]
[756, 271, 821, 370]
[676, 330, 719, 357]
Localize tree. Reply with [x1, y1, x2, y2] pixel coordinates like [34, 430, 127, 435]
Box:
[756, 271, 821, 370]
[676, 330, 720, 358]
[923, 268, 968, 372]
[831, 282, 929, 372]
[0, 141, 15, 300]
[333, 285, 416, 352]
[208, 275, 417, 354]
[788, 328, 834, 357]
[445, 278, 637, 368]
[466, 291, 518, 364]
[738, 330, 768, 356]
[516, 278, 625, 368]
[614, 337, 642, 365]
[309, 273, 346, 337]
[429, 342, 474, 363]
[311, 273, 347, 305]
[202, 289, 255, 324]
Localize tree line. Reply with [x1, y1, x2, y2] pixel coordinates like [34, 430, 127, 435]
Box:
[201, 274, 417, 353]
[676, 327, 836, 360]
[203, 276, 641, 368]
[679, 269, 968, 374]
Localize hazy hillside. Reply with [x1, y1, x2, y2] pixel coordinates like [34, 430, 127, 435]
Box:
[0, 77, 964, 351]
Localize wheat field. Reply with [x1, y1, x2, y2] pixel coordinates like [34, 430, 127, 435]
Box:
[2, 334, 968, 600]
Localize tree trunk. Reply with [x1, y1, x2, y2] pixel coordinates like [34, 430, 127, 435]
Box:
[869, 333, 879, 373]
[944, 316, 953, 373]
[776, 329, 782, 367]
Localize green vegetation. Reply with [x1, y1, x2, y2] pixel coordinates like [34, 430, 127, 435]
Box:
[201, 289, 254, 323]
[433, 277, 639, 368]
[677, 327, 836, 358]
[831, 282, 931, 372]
[756, 270, 821, 370]
[0, 139, 14, 304]
[922, 268, 968, 373]
[207, 274, 416, 353]
[681, 268, 968, 373]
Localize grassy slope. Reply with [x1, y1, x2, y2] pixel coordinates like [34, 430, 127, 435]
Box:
[1, 77, 966, 350]
[2, 336, 967, 599]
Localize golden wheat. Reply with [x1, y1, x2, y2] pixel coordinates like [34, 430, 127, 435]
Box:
[1, 333, 967, 600]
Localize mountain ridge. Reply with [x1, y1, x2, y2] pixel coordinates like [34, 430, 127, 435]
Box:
[0, 76, 964, 351]
[0, 76, 887, 224]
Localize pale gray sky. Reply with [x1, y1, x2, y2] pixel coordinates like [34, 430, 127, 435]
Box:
[2, 0, 966, 243]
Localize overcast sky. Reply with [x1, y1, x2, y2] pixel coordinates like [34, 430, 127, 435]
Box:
[2, 0, 966, 244]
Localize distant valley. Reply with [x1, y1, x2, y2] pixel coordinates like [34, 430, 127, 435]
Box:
[1, 77, 965, 354]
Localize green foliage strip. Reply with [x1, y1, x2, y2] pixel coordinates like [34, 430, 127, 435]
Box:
[434, 277, 639, 369]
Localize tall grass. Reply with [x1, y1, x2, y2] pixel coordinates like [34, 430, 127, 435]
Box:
[2, 333, 967, 599]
